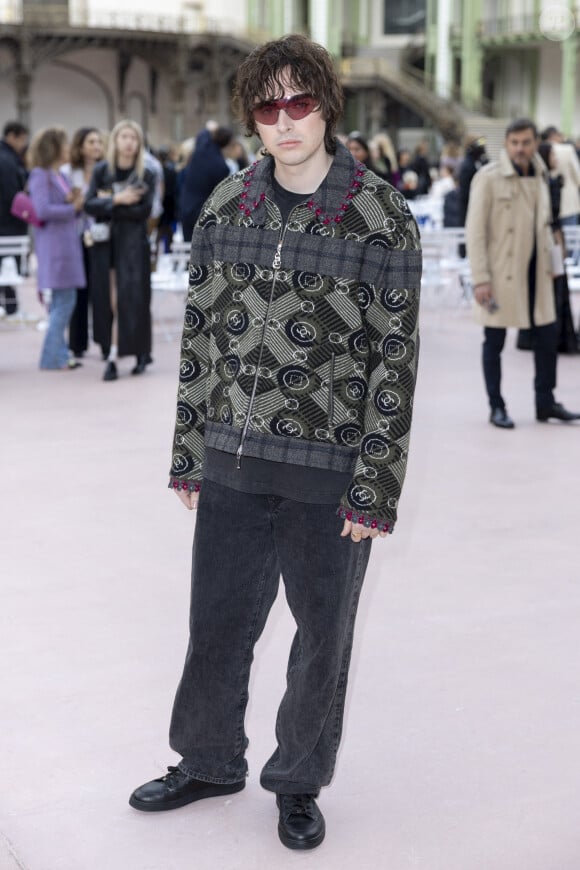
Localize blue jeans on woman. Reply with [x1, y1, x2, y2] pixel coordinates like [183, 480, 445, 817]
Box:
[169, 478, 372, 794]
[39, 288, 76, 369]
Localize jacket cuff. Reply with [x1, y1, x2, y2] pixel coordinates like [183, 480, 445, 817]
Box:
[169, 478, 201, 493]
[337, 505, 394, 534]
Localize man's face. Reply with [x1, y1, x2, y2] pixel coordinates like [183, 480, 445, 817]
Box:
[254, 76, 327, 172]
[505, 128, 537, 170]
[5, 132, 29, 156]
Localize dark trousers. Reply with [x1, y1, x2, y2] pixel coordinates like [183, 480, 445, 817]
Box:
[169, 478, 372, 794]
[69, 245, 91, 356]
[482, 251, 558, 412]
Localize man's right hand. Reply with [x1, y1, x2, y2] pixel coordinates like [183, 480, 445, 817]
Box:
[474, 282, 494, 307]
[175, 489, 199, 511]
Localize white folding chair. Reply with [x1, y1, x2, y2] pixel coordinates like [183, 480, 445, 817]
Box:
[151, 243, 190, 340]
[0, 236, 31, 322]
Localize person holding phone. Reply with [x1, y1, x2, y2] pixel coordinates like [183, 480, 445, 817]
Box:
[466, 118, 580, 428]
[61, 126, 105, 359]
[28, 126, 86, 370]
[85, 119, 155, 381]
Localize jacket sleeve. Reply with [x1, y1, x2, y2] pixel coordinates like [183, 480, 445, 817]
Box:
[465, 169, 492, 287]
[29, 169, 75, 223]
[84, 164, 112, 219]
[168, 207, 215, 491]
[338, 210, 422, 533]
[84, 165, 154, 222]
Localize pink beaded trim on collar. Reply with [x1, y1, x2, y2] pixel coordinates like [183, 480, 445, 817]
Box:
[239, 160, 366, 224]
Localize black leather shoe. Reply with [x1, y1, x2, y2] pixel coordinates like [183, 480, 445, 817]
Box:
[536, 402, 580, 422]
[277, 793, 325, 850]
[103, 361, 118, 381]
[131, 355, 147, 375]
[490, 407, 515, 429]
[129, 766, 245, 812]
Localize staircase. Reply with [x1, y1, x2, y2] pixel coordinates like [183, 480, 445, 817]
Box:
[340, 55, 509, 158]
[458, 112, 508, 160]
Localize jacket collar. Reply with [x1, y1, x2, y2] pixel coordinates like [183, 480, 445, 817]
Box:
[498, 148, 547, 180]
[241, 140, 361, 226]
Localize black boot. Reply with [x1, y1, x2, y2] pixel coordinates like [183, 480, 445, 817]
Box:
[103, 361, 118, 381]
[131, 354, 147, 375]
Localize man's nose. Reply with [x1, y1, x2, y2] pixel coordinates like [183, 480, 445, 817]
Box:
[276, 109, 292, 129]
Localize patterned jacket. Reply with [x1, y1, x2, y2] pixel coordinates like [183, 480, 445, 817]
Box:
[169, 142, 422, 532]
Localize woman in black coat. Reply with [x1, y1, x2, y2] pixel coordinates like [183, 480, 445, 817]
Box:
[85, 119, 155, 381]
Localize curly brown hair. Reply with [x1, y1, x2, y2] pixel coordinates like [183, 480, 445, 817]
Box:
[232, 34, 344, 155]
[28, 126, 67, 169]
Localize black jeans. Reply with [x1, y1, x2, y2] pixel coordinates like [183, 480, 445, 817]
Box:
[482, 251, 558, 412]
[169, 478, 372, 794]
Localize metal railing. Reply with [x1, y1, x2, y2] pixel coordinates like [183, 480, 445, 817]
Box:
[0, 0, 249, 35]
[480, 13, 540, 38]
[400, 61, 499, 119]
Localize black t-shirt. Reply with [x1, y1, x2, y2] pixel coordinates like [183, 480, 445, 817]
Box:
[202, 172, 355, 504]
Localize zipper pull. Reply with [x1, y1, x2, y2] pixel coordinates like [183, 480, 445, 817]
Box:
[236, 444, 243, 469]
[272, 241, 282, 270]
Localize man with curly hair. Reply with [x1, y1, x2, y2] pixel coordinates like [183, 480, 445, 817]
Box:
[130, 34, 422, 850]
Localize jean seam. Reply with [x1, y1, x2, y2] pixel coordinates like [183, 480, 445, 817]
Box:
[232, 560, 272, 757]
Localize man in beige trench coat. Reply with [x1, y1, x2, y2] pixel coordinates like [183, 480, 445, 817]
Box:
[466, 117, 580, 428]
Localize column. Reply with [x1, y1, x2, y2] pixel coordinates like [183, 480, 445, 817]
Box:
[560, 0, 577, 137]
[460, 0, 483, 110]
[435, 0, 452, 98]
[309, 0, 331, 51]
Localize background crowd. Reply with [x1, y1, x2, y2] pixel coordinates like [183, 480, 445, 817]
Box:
[1, 115, 579, 379]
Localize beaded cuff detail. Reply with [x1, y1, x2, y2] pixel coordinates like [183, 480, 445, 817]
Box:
[337, 506, 393, 534]
[169, 478, 201, 493]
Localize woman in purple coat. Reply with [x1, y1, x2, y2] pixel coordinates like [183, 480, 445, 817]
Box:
[28, 127, 86, 370]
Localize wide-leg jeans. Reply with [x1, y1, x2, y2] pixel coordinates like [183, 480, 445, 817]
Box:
[169, 478, 372, 795]
[39, 288, 76, 369]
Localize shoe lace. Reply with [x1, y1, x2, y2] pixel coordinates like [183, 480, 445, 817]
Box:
[280, 793, 317, 819]
[160, 765, 184, 787]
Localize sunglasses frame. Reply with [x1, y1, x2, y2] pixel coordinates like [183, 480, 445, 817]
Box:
[252, 93, 319, 126]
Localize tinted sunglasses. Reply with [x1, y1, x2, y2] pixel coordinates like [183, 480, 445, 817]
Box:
[253, 94, 318, 125]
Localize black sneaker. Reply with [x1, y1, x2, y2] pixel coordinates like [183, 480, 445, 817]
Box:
[129, 766, 245, 812]
[276, 793, 325, 850]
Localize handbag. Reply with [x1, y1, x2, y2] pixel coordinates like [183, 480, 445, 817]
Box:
[88, 222, 111, 244]
[10, 191, 43, 228]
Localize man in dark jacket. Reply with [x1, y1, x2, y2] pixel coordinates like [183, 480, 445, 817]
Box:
[457, 135, 488, 227]
[0, 121, 29, 315]
[130, 34, 421, 850]
[179, 125, 234, 242]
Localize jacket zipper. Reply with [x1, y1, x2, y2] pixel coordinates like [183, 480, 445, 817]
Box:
[236, 227, 287, 469]
[328, 352, 335, 426]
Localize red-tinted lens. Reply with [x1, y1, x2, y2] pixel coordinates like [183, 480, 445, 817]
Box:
[253, 94, 317, 125]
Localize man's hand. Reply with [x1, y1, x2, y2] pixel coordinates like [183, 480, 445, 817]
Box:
[340, 518, 388, 543]
[175, 489, 199, 510]
[474, 282, 494, 307]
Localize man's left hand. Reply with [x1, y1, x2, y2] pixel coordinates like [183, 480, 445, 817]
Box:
[340, 519, 388, 542]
